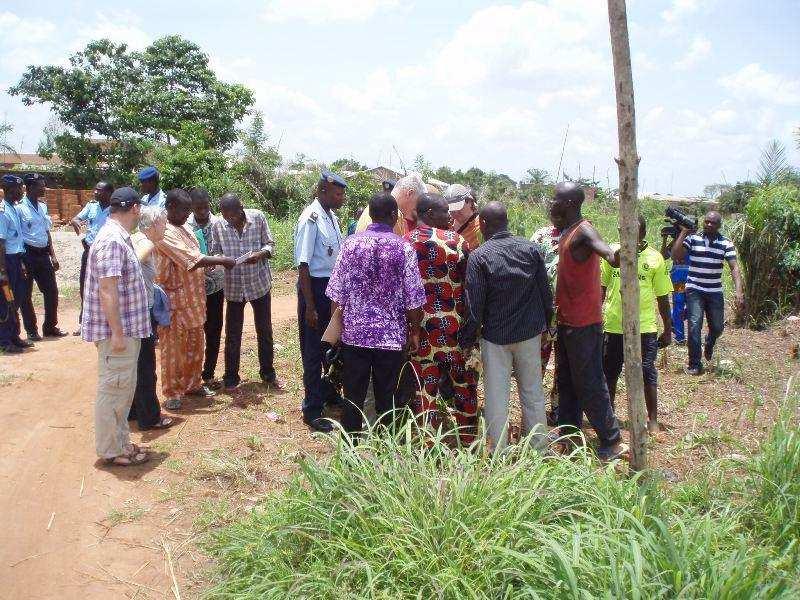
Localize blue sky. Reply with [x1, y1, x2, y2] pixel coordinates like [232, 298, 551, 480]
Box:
[1, 0, 798, 195]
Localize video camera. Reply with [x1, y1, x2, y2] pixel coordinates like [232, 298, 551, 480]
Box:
[661, 206, 697, 239]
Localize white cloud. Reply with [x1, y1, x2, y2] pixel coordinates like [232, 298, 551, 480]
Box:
[661, 0, 700, 23]
[719, 63, 800, 106]
[433, 0, 609, 89]
[69, 11, 150, 51]
[673, 35, 711, 70]
[261, 0, 401, 24]
[633, 52, 657, 72]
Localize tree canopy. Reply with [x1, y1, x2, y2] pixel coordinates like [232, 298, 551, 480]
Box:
[9, 35, 254, 185]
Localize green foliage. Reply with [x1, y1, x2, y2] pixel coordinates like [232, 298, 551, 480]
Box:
[732, 183, 800, 326]
[330, 157, 367, 172]
[152, 122, 230, 193]
[758, 140, 790, 186]
[718, 181, 758, 214]
[205, 411, 800, 599]
[9, 35, 254, 185]
[0, 120, 16, 154]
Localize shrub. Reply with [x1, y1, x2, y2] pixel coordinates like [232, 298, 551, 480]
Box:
[205, 417, 799, 599]
[732, 184, 800, 327]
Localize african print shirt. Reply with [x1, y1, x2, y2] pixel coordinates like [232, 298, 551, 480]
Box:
[327, 223, 425, 351]
[405, 225, 469, 362]
[154, 223, 206, 329]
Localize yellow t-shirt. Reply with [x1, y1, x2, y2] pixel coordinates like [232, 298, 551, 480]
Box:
[601, 243, 672, 334]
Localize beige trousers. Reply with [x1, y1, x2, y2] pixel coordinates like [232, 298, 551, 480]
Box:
[95, 337, 141, 459]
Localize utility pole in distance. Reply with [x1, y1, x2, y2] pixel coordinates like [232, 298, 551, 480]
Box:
[607, 0, 647, 471]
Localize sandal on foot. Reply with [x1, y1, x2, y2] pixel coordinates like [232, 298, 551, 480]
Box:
[151, 416, 174, 429]
[106, 452, 149, 466]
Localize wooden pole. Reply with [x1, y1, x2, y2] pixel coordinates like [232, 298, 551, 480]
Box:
[607, 0, 647, 471]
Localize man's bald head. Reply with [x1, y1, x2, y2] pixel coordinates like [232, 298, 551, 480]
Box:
[479, 201, 508, 238]
[550, 182, 585, 230]
[702, 210, 723, 238]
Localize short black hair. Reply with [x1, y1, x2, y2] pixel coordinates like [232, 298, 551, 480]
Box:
[368, 192, 397, 221]
[219, 192, 242, 211]
[554, 181, 585, 206]
[417, 193, 446, 216]
[97, 181, 114, 193]
[165, 188, 191, 208]
[188, 186, 210, 204]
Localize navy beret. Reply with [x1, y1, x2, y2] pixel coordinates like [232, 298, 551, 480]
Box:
[109, 186, 142, 208]
[2, 174, 23, 186]
[23, 172, 46, 185]
[137, 166, 159, 181]
[320, 169, 347, 189]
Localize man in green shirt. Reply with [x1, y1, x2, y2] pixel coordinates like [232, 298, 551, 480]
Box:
[601, 215, 672, 433]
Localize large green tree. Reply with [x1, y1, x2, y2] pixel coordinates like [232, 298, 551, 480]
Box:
[9, 35, 254, 185]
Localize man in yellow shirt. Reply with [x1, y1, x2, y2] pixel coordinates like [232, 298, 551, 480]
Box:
[601, 215, 672, 433]
[355, 172, 426, 236]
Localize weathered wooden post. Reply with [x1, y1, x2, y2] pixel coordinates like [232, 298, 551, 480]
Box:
[607, 0, 647, 471]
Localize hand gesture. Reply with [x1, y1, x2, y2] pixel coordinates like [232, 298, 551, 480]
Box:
[110, 332, 126, 354]
[51, 258, 60, 272]
[220, 256, 236, 270]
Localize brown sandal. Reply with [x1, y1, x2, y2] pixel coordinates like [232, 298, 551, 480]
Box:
[106, 452, 149, 466]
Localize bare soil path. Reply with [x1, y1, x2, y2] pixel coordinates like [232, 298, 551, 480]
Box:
[0, 289, 301, 600]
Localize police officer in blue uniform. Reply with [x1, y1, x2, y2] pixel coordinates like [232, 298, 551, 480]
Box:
[138, 166, 166, 208]
[18, 173, 66, 339]
[295, 170, 347, 432]
[0, 175, 35, 352]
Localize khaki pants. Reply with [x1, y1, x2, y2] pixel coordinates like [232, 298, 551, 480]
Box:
[481, 335, 547, 452]
[95, 337, 141, 459]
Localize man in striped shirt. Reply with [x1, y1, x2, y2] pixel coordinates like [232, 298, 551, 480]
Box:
[672, 211, 743, 375]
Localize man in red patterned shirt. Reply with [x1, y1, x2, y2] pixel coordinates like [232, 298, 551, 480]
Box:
[406, 194, 477, 444]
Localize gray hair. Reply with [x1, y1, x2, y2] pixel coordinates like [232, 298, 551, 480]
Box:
[137, 206, 161, 231]
[391, 172, 426, 200]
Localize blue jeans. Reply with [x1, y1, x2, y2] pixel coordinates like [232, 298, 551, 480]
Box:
[672, 291, 686, 342]
[686, 288, 724, 369]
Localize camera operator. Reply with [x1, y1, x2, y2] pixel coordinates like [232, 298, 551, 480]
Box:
[672, 211, 744, 375]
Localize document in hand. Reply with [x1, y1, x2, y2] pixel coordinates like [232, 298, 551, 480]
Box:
[235, 251, 254, 265]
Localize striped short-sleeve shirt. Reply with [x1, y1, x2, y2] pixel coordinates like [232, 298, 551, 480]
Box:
[683, 233, 737, 293]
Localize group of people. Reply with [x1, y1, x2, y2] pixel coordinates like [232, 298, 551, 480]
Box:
[293, 171, 743, 459]
[0, 164, 743, 465]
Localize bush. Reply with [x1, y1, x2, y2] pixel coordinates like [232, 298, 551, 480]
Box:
[732, 184, 800, 327]
[205, 414, 799, 599]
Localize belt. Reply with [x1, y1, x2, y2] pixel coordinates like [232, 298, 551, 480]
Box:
[24, 244, 51, 255]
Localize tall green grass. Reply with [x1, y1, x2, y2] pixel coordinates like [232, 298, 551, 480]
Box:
[205, 403, 800, 599]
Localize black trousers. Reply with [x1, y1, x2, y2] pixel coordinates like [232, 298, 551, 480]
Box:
[602, 332, 659, 404]
[556, 323, 622, 447]
[78, 240, 89, 324]
[340, 343, 404, 433]
[129, 321, 161, 429]
[1, 254, 25, 344]
[203, 289, 224, 381]
[224, 292, 276, 387]
[21, 245, 59, 334]
[298, 277, 340, 418]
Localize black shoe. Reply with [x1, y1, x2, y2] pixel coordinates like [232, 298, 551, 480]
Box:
[44, 328, 68, 338]
[13, 338, 34, 348]
[27, 332, 43, 342]
[684, 366, 703, 376]
[0, 344, 23, 354]
[303, 414, 334, 433]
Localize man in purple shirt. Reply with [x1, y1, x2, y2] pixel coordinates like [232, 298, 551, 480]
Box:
[326, 192, 425, 434]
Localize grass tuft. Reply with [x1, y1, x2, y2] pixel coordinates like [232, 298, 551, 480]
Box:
[204, 414, 800, 599]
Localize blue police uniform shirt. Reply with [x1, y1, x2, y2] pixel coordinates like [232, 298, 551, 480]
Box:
[141, 189, 166, 208]
[294, 199, 342, 278]
[75, 201, 110, 245]
[18, 195, 52, 248]
[0, 200, 26, 254]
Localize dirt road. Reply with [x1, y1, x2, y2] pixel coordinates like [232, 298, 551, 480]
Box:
[0, 294, 299, 599]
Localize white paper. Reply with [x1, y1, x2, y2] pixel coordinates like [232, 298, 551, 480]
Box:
[235, 251, 253, 265]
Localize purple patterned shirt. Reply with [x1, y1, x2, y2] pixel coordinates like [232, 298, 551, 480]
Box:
[327, 223, 425, 351]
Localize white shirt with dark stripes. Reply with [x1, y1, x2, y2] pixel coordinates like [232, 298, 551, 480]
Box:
[683, 233, 736, 293]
